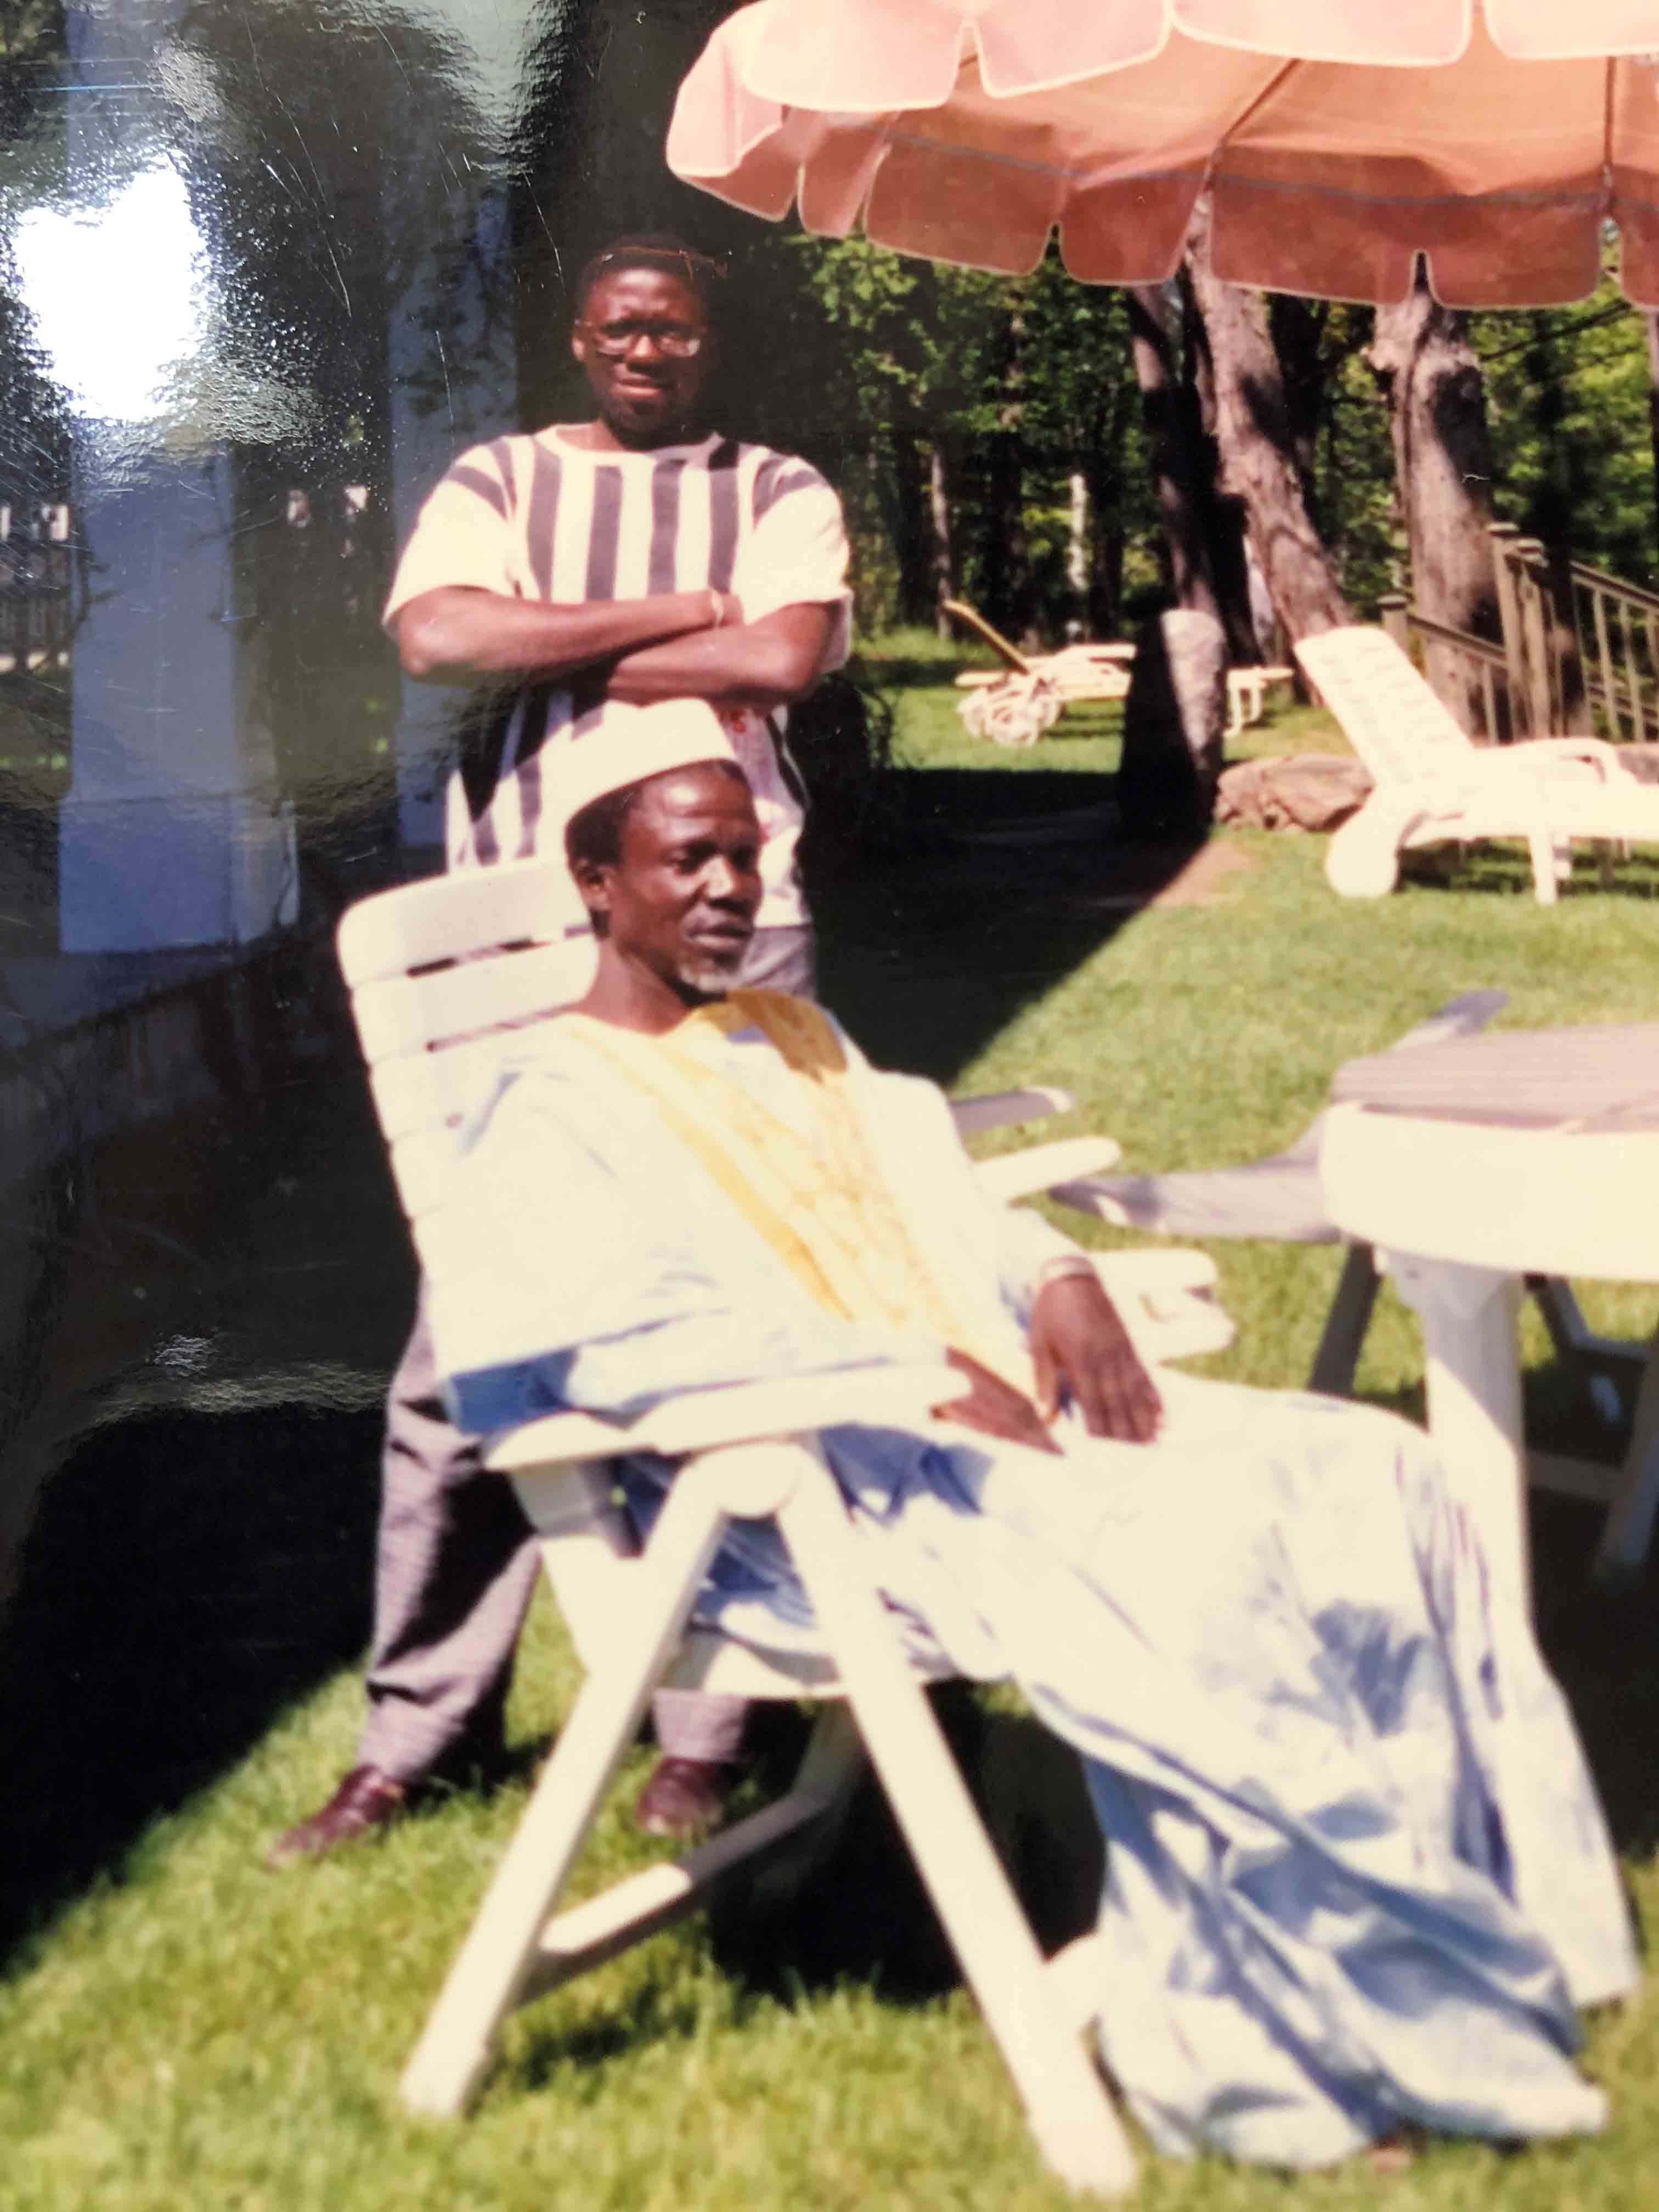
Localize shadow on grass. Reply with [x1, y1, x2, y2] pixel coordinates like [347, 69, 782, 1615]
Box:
[1356, 1374, 1659, 1865]
[817, 769, 1203, 1085]
[701, 1688, 1102, 2009]
[0, 1402, 383, 1960]
[1398, 847, 1659, 901]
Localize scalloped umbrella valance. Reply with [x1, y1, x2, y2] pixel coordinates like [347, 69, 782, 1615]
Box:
[666, 0, 1659, 304]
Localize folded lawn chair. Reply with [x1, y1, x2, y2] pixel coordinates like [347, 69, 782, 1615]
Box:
[945, 597, 1131, 747]
[337, 856, 1236, 2197]
[1294, 624, 1659, 904]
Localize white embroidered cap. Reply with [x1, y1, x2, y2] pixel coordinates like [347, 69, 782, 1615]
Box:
[552, 698, 744, 833]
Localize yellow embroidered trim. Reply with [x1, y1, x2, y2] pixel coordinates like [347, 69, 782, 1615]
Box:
[560, 992, 1021, 1385]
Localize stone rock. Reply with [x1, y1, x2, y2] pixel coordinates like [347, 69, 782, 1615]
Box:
[1116, 610, 1228, 840]
[1215, 754, 1374, 833]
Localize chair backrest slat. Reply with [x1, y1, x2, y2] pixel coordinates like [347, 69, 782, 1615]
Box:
[337, 863, 595, 1237]
[352, 940, 595, 1060]
[1294, 626, 1475, 786]
[337, 856, 580, 985]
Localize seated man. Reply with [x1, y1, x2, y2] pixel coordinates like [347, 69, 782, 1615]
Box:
[430, 701, 1637, 2171]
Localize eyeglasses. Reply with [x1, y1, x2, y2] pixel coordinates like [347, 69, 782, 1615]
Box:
[582, 319, 707, 359]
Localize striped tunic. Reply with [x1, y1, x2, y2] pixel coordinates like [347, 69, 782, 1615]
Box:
[383, 427, 851, 926]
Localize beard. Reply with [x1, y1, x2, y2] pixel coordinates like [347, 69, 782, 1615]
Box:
[671, 932, 751, 998]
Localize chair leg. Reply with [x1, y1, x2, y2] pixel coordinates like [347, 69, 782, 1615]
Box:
[1526, 826, 1560, 905]
[1594, 1325, 1659, 1582]
[776, 1446, 1137, 2198]
[399, 1465, 733, 2118]
[1307, 1244, 1380, 1397]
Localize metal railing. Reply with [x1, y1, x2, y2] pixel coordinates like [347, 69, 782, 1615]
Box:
[1383, 522, 1659, 746]
[1566, 557, 1659, 743]
[0, 503, 75, 681]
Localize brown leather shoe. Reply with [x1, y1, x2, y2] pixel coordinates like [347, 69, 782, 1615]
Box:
[263, 1765, 411, 1870]
[633, 1756, 742, 1842]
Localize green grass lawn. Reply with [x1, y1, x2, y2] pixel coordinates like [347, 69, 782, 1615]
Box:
[7, 646, 1659, 2211]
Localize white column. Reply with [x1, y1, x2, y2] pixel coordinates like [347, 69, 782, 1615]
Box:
[58, 455, 295, 951]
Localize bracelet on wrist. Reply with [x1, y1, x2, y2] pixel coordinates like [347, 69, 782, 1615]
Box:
[1034, 1254, 1099, 1293]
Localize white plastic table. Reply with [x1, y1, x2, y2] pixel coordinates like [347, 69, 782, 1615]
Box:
[1319, 1024, 1659, 1617]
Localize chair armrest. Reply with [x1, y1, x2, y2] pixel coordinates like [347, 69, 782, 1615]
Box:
[1089, 1249, 1237, 1364]
[486, 1362, 963, 1474]
[974, 1135, 1120, 1202]
[1479, 739, 1627, 784]
[950, 1085, 1074, 1136]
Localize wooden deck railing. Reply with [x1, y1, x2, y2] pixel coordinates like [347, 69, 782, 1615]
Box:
[1567, 557, 1659, 743]
[1385, 522, 1659, 745]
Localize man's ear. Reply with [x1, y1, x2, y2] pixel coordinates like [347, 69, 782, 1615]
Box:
[570, 324, 589, 370]
[569, 852, 611, 923]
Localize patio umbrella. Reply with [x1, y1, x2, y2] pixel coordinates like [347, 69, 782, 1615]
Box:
[665, 0, 1659, 305]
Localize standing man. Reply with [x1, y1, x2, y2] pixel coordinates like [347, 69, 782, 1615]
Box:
[267, 235, 851, 1866]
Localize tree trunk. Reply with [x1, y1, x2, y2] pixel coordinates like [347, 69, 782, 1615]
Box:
[986, 297, 1036, 644]
[1184, 201, 1351, 648]
[1126, 282, 1248, 650]
[1267, 295, 1331, 526]
[928, 437, 956, 639]
[876, 425, 935, 630]
[1368, 274, 1505, 732]
[1084, 482, 1124, 640]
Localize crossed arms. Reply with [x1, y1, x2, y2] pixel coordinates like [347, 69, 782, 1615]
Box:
[392, 585, 836, 712]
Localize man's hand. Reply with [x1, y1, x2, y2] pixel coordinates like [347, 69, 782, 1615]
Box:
[392, 585, 736, 687]
[933, 1349, 1060, 1455]
[1029, 1270, 1163, 1444]
[605, 601, 837, 711]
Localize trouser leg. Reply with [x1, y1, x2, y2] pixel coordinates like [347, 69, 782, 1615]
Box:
[358, 1290, 542, 1784]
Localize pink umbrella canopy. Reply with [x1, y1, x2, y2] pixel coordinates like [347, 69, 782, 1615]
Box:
[666, 0, 1659, 305]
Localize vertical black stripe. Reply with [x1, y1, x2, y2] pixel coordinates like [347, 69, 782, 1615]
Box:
[459, 694, 516, 841]
[706, 438, 741, 593]
[750, 452, 787, 521]
[513, 685, 556, 858]
[526, 443, 562, 600]
[487, 436, 519, 515]
[770, 712, 810, 810]
[585, 466, 622, 601]
[448, 465, 509, 519]
[756, 463, 825, 518]
[569, 670, 608, 740]
[470, 769, 503, 865]
[648, 455, 686, 594]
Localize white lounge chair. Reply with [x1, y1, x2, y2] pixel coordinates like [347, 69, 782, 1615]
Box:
[335, 855, 1236, 2196]
[945, 598, 1130, 746]
[1293, 624, 1659, 904]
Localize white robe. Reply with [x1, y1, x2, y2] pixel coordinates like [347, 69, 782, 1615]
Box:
[431, 1006, 1638, 2168]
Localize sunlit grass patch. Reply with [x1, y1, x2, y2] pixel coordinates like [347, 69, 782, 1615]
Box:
[7, 690, 1659, 2210]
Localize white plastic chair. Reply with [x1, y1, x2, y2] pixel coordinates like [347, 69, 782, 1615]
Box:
[1048, 987, 1654, 1544]
[1294, 625, 1659, 904]
[336, 855, 1237, 2197]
